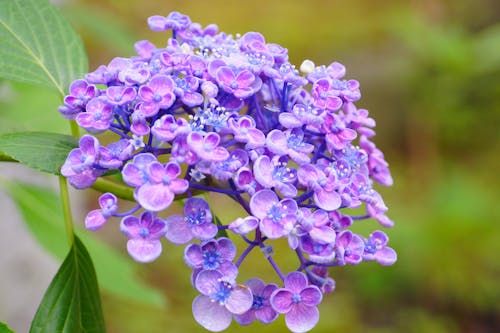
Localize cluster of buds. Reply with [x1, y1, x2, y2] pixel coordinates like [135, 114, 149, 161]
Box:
[60, 11, 396, 332]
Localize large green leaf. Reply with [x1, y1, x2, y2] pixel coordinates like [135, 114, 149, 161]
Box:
[0, 322, 15, 333]
[3, 181, 165, 307]
[0, 0, 87, 95]
[0, 132, 77, 175]
[30, 236, 106, 333]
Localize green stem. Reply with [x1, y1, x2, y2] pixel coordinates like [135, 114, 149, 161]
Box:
[59, 175, 75, 246]
[69, 120, 80, 138]
[92, 178, 135, 201]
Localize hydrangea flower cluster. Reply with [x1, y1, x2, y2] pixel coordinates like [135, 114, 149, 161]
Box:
[60, 11, 396, 332]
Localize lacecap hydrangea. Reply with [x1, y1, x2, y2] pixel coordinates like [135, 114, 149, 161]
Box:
[60, 11, 396, 333]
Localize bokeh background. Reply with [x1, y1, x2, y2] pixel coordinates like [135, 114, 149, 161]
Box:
[0, 0, 499, 332]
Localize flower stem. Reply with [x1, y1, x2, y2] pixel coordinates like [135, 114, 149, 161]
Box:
[58, 176, 74, 247]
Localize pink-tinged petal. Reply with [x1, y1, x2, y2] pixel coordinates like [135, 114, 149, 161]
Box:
[340, 128, 357, 141]
[326, 96, 342, 111]
[253, 156, 273, 188]
[250, 189, 278, 218]
[327, 62, 346, 79]
[233, 310, 255, 326]
[262, 283, 279, 298]
[255, 305, 278, 324]
[135, 183, 174, 212]
[204, 132, 221, 148]
[314, 189, 341, 211]
[138, 85, 155, 101]
[280, 198, 298, 215]
[226, 285, 253, 314]
[285, 303, 319, 333]
[375, 247, 397, 266]
[210, 146, 230, 162]
[168, 178, 189, 194]
[195, 270, 222, 295]
[246, 128, 266, 148]
[300, 286, 322, 307]
[284, 271, 308, 294]
[219, 262, 239, 281]
[235, 70, 255, 87]
[127, 239, 162, 263]
[192, 295, 232, 332]
[184, 243, 203, 267]
[139, 101, 160, 117]
[148, 218, 168, 239]
[122, 164, 145, 187]
[149, 75, 174, 95]
[85, 210, 106, 231]
[276, 183, 298, 198]
[266, 130, 288, 155]
[182, 91, 203, 107]
[216, 66, 236, 87]
[270, 289, 293, 313]
[165, 215, 193, 244]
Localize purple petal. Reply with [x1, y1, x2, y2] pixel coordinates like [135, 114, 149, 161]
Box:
[260, 218, 287, 239]
[233, 310, 255, 326]
[229, 216, 259, 235]
[217, 237, 237, 261]
[270, 289, 293, 313]
[135, 183, 174, 212]
[300, 286, 322, 307]
[195, 270, 223, 295]
[85, 210, 106, 231]
[253, 156, 273, 188]
[191, 223, 218, 241]
[192, 295, 232, 332]
[285, 303, 319, 333]
[120, 215, 141, 238]
[165, 214, 193, 244]
[250, 189, 278, 219]
[235, 70, 255, 87]
[147, 15, 167, 31]
[216, 66, 235, 86]
[309, 226, 336, 244]
[266, 130, 288, 155]
[184, 243, 203, 267]
[127, 239, 162, 263]
[284, 271, 308, 294]
[313, 189, 341, 211]
[375, 247, 397, 266]
[226, 285, 253, 314]
[245, 278, 266, 294]
[255, 305, 278, 324]
[279, 113, 303, 128]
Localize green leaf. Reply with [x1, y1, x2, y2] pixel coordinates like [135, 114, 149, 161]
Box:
[2, 181, 165, 307]
[0, 0, 88, 96]
[30, 236, 106, 333]
[214, 215, 229, 238]
[0, 322, 15, 333]
[0, 132, 77, 175]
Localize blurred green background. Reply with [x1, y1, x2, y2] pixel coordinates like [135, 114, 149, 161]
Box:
[1, 0, 499, 332]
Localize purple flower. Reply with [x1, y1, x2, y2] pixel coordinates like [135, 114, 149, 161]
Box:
[106, 85, 137, 105]
[297, 164, 341, 211]
[205, 148, 249, 181]
[323, 113, 357, 151]
[330, 78, 361, 102]
[308, 266, 336, 294]
[234, 278, 279, 325]
[233, 167, 261, 195]
[134, 160, 189, 211]
[187, 132, 229, 162]
[335, 230, 365, 265]
[253, 155, 297, 197]
[76, 97, 114, 133]
[215, 67, 262, 99]
[61, 135, 103, 189]
[173, 75, 204, 107]
[59, 79, 98, 119]
[85, 193, 118, 231]
[266, 129, 314, 165]
[270, 271, 322, 333]
[363, 230, 397, 265]
[151, 114, 190, 142]
[228, 216, 259, 235]
[120, 211, 167, 263]
[192, 270, 253, 332]
[165, 11, 192, 31]
[311, 78, 343, 111]
[279, 103, 324, 129]
[184, 237, 238, 281]
[98, 139, 133, 169]
[297, 208, 336, 245]
[250, 189, 297, 239]
[228, 116, 265, 149]
[138, 75, 176, 116]
[299, 235, 336, 264]
[165, 197, 217, 244]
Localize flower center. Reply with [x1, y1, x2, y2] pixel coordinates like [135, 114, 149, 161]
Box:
[267, 204, 284, 223]
[202, 250, 220, 270]
[211, 280, 232, 305]
[252, 295, 265, 310]
[292, 294, 302, 303]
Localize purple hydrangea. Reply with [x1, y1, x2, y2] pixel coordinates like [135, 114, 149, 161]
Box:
[60, 11, 397, 332]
